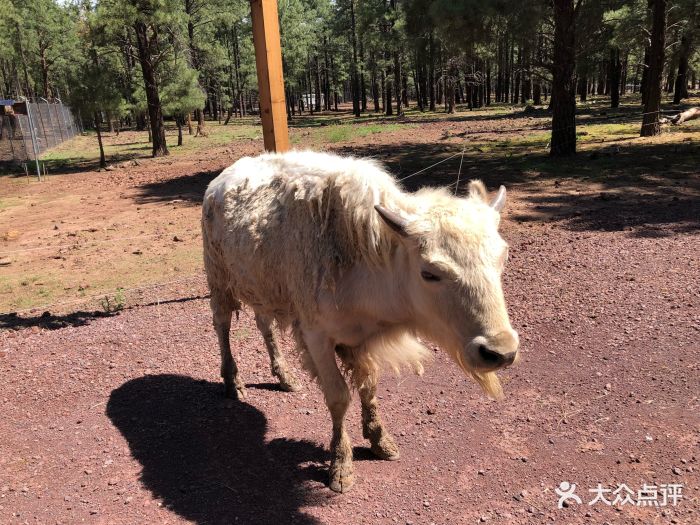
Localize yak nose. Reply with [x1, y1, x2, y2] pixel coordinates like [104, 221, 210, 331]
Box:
[478, 345, 518, 367]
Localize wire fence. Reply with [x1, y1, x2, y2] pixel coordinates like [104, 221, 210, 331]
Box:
[2, 273, 209, 318]
[0, 98, 82, 177]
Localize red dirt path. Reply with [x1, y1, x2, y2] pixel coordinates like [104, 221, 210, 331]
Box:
[1, 117, 699, 524]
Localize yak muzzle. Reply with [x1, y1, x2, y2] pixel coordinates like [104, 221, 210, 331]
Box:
[471, 329, 519, 370]
[478, 345, 517, 367]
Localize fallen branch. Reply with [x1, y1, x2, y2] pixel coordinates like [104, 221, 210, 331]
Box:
[671, 107, 700, 125]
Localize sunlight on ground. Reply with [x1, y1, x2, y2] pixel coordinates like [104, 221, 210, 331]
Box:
[1, 92, 698, 312]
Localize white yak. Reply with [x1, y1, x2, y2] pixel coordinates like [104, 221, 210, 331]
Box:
[202, 150, 519, 492]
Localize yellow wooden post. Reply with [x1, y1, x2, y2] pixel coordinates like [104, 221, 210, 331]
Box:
[250, 0, 289, 153]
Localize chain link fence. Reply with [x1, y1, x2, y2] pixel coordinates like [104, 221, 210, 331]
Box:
[0, 98, 82, 176]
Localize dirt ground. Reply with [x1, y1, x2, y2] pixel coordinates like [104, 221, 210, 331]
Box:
[1, 103, 699, 524]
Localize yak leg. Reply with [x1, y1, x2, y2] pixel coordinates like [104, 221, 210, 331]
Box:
[359, 373, 400, 460]
[303, 329, 354, 493]
[254, 313, 301, 392]
[211, 292, 245, 400]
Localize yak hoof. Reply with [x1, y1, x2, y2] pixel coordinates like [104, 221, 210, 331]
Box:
[370, 434, 400, 461]
[278, 374, 302, 393]
[224, 382, 247, 400]
[273, 365, 302, 393]
[328, 463, 355, 493]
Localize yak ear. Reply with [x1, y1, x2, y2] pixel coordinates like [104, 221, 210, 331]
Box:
[468, 180, 488, 202]
[490, 185, 507, 213]
[375, 204, 410, 237]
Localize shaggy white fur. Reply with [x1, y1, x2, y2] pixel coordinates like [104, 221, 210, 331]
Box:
[203, 150, 516, 396]
[202, 150, 519, 491]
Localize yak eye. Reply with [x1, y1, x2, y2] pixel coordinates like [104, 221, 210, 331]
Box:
[421, 270, 441, 282]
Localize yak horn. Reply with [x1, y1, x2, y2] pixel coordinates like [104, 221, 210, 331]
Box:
[375, 204, 410, 237]
[490, 185, 507, 212]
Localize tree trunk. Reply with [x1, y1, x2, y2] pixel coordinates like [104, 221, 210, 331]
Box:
[486, 59, 492, 105]
[469, 77, 474, 109]
[665, 53, 677, 93]
[234, 25, 244, 117]
[514, 46, 521, 103]
[16, 22, 34, 97]
[641, 44, 650, 106]
[134, 21, 168, 157]
[285, 85, 292, 120]
[385, 58, 393, 116]
[442, 48, 447, 110]
[94, 112, 106, 169]
[185, 10, 206, 137]
[673, 33, 692, 104]
[394, 52, 403, 116]
[550, 0, 577, 156]
[177, 118, 183, 146]
[371, 53, 380, 112]
[324, 38, 331, 110]
[496, 37, 502, 102]
[381, 68, 386, 112]
[610, 47, 621, 108]
[578, 75, 587, 102]
[504, 37, 511, 103]
[40, 49, 50, 98]
[402, 71, 409, 107]
[306, 54, 314, 115]
[428, 32, 436, 111]
[446, 63, 456, 114]
[414, 62, 423, 111]
[225, 30, 236, 124]
[314, 55, 322, 112]
[522, 43, 531, 102]
[331, 54, 339, 111]
[350, 0, 361, 117]
[641, 0, 667, 137]
[360, 39, 367, 112]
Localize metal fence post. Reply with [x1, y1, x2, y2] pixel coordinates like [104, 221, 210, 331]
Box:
[25, 101, 42, 180]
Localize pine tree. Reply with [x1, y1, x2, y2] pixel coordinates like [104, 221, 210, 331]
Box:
[70, 4, 125, 169]
[162, 62, 206, 146]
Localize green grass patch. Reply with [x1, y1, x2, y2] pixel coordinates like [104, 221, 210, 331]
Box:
[3, 272, 64, 311]
[292, 121, 407, 146]
[40, 121, 263, 168]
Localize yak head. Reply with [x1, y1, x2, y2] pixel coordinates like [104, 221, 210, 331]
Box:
[375, 181, 519, 399]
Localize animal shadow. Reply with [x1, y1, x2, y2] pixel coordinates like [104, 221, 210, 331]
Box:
[107, 374, 326, 524]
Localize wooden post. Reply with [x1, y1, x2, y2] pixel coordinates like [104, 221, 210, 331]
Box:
[250, 0, 289, 153]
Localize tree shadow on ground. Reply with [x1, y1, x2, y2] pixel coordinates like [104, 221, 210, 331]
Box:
[0, 310, 115, 330]
[291, 97, 696, 128]
[43, 153, 148, 176]
[135, 168, 218, 204]
[339, 137, 699, 236]
[132, 121, 698, 236]
[1, 296, 207, 330]
[107, 374, 326, 525]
